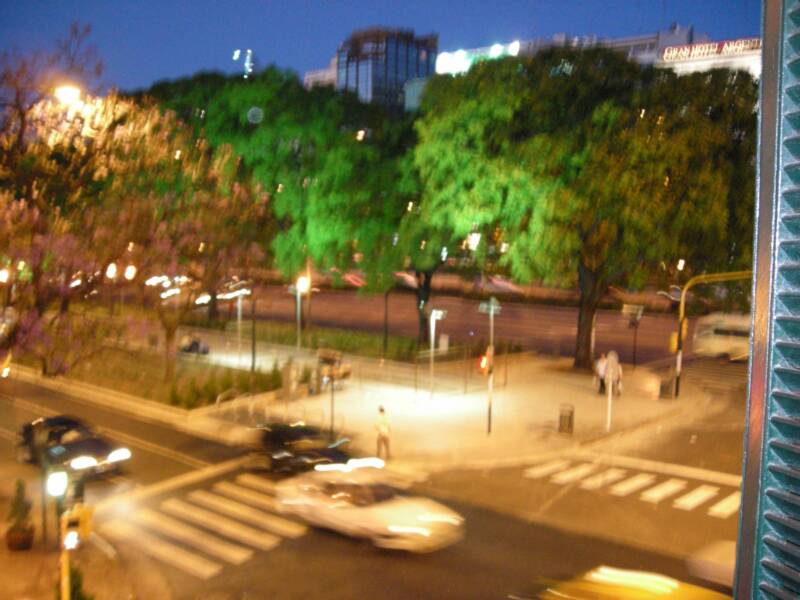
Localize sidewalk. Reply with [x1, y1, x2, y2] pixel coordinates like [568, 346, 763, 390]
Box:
[217, 354, 704, 473]
[0, 461, 172, 600]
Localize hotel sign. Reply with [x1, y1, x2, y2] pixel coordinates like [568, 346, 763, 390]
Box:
[662, 38, 761, 62]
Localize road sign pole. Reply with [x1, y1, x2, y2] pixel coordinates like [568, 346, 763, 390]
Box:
[488, 307, 495, 435]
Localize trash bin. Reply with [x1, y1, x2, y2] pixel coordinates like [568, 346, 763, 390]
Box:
[559, 404, 574, 434]
[659, 376, 675, 399]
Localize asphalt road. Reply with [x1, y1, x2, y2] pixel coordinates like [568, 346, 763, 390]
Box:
[235, 286, 684, 364]
[0, 378, 246, 506]
[99, 465, 717, 600]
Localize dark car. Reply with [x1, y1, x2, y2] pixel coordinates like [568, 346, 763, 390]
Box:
[258, 422, 350, 474]
[16, 415, 132, 476]
[180, 335, 209, 354]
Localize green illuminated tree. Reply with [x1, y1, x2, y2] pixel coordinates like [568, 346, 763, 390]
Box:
[415, 49, 756, 368]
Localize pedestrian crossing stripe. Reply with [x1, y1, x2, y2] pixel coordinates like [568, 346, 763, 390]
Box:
[673, 485, 719, 511]
[610, 473, 656, 496]
[523, 459, 742, 519]
[580, 468, 627, 490]
[707, 491, 742, 519]
[236, 473, 278, 494]
[213, 481, 279, 512]
[134, 508, 253, 564]
[161, 497, 282, 551]
[189, 489, 307, 538]
[550, 463, 597, 485]
[102, 519, 223, 580]
[640, 479, 687, 504]
[524, 459, 571, 479]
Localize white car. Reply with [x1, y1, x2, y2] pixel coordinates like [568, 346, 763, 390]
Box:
[275, 468, 464, 553]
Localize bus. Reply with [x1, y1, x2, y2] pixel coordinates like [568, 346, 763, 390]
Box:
[692, 312, 751, 360]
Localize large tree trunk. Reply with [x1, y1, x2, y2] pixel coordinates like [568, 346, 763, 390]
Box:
[163, 324, 177, 382]
[415, 271, 433, 345]
[207, 290, 219, 323]
[574, 263, 605, 370]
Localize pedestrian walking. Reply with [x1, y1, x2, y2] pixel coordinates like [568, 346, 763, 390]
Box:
[605, 351, 622, 397]
[375, 405, 391, 460]
[595, 353, 607, 394]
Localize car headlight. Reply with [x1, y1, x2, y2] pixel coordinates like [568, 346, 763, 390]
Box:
[70, 456, 98, 470]
[108, 447, 131, 463]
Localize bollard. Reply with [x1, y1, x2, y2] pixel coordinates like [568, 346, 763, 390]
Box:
[559, 404, 574, 434]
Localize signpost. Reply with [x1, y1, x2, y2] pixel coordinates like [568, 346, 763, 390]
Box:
[479, 297, 501, 434]
[622, 304, 644, 369]
[429, 309, 447, 398]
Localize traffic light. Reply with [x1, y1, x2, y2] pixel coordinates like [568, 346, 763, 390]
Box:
[60, 504, 93, 550]
[478, 345, 495, 376]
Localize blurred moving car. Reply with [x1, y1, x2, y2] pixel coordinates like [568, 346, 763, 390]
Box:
[15, 415, 132, 476]
[258, 422, 350, 474]
[510, 565, 729, 599]
[693, 312, 750, 361]
[275, 467, 464, 552]
[179, 334, 209, 354]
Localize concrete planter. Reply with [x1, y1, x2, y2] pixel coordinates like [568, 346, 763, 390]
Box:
[5, 526, 34, 551]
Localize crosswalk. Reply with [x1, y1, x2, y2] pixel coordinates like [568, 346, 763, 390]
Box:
[100, 472, 307, 580]
[524, 458, 741, 520]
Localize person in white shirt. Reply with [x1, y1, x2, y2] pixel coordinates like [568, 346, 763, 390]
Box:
[595, 353, 607, 394]
[375, 405, 391, 460]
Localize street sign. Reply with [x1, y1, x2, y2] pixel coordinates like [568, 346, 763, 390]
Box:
[431, 308, 447, 320]
[479, 296, 502, 315]
[622, 303, 644, 323]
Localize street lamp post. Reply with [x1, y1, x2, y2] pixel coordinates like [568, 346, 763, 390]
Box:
[428, 309, 446, 398]
[479, 297, 501, 435]
[295, 276, 310, 350]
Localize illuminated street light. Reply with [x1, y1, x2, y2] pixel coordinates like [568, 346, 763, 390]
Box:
[124, 265, 137, 281]
[105, 263, 117, 279]
[677, 259, 686, 272]
[297, 276, 310, 294]
[0, 268, 8, 284]
[54, 85, 81, 107]
[46, 471, 69, 498]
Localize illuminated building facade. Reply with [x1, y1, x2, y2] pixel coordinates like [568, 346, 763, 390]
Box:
[334, 27, 437, 106]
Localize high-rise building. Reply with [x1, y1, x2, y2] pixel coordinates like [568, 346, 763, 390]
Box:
[334, 27, 438, 107]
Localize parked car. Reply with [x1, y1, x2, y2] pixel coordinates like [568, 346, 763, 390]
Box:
[275, 467, 464, 553]
[15, 415, 131, 476]
[179, 335, 209, 354]
[509, 565, 729, 599]
[258, 422, 350, 474]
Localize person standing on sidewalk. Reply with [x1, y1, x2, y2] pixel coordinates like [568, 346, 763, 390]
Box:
[595, 353, 607, 394]
[376, 406, 391, 460]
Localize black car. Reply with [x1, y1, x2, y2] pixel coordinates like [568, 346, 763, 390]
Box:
[180, 335, 209, 354]
[258, 422, 350, 474]
[16, 415, 132, 476]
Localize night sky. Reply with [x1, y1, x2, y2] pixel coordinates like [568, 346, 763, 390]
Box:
[0, 1, 761, 92]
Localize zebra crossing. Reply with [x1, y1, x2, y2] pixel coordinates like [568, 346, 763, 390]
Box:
[100, 472, 307, 580]
[524, 457, 742, 520]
